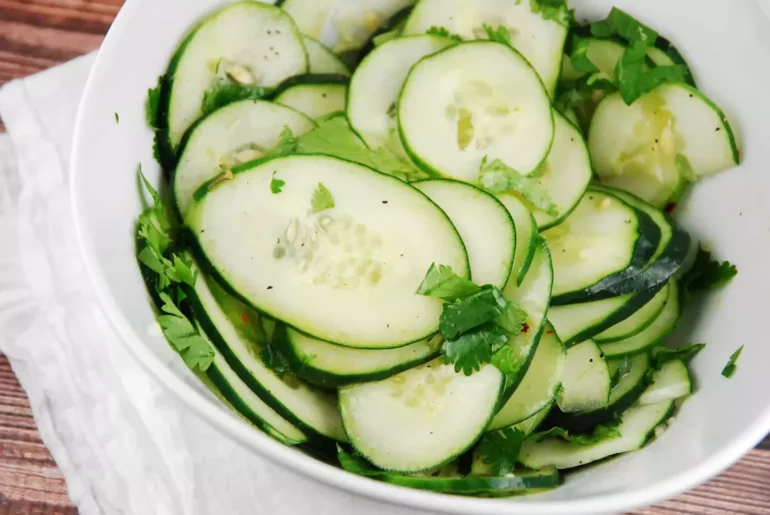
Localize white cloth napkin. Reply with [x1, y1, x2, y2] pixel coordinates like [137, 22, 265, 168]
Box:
[0, 55, 426, 515]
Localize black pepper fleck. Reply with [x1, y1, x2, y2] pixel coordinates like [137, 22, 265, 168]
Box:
[267, 286, 273, 290]
[716, 127, 721, 132]
[382, 200, 388, 204]
[589, 358, 594, 363]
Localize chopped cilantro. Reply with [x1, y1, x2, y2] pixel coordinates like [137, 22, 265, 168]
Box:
[146, 76, 163, 129]
[721, 345, 744, 378]
[415, 263, 479, 301]
[481, 24, 514, 48]
[439, 286, 508, 340]
[569, 36, 599, 74]
[270, 171, 285, 194]
[442, 323, 510, 375]
[474, 427, 526, 475]
[479, 157, 558, 216]
[602, 7, 657, 44]
[137, 165, 173, 257]
[615, 38, 688, 105]
[652, 344, 706, 367]
[201, 83, 272, 116]
[114, 112, 120, 123]
[337, 445, 383, 476]
[529, 422, 620, 445]
[157, 292, 214, 371]
[271, 126, 299, 157]
[496, 302, 528, 335]
[589, 21, 613, 38]
[529, 0, 573, 26]
[681, 247, 738, 299]
[311, 183, 335, 213]
[425, 26, 463, 41]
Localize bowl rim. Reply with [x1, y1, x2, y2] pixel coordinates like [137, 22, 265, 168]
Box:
[69, 1, 770, 513]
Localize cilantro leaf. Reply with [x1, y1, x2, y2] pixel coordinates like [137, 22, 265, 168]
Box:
[529, 423, 621, 445]
[201, 83, 272, 116]
[475, 427, 526, 476]
[681, 247, 738, 298]
[496, 302, 527, 335]
[479, 157, 558, 216]
[442, 323, 510, 375]
[146, 76, 163, 129]
[270, 126, 298, 157]
[337, 445, 383, 476]
[529, 0, 573, 26]
[589, 21, 613, 38]
[311, 183, 335, 213]
[604, 7, 657, 44]
[426, 26, 463, 41]
[416, 263, 480, 301]
[271, 171, 285, 194]
[157, 292, 213, 371]
[260, 343, 291, 377]
[481, 24, 514, 48]
[137, 166, 173, 258]
[439, 286, 509, 340]
[652, 344, 706, 367]
[570, 36, 600, 74]
[616, 40, 688, 105]
[172, 254, 198, 287]
[721, 345, 744, 378]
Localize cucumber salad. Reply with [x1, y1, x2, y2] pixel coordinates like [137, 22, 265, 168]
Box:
[138, 0, 740, 498]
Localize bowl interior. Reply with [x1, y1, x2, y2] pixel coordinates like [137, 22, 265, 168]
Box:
[71, 0, 770, 513]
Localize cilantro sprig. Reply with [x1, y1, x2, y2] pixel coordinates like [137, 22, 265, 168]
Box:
[481, 24, 514, 48]
[157, 292, 214, 371]
[426, 26, 463, 41]
[416, 263, 480, 300]
[474, 427, 527, 476]
[680, 246, 738, 300]
[311, 183, 335, 213]
[721, 345, 744, 378]
[479, 157, 559, 216]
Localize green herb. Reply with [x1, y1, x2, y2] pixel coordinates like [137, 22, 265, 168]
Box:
[496, 302, 528, 335]
[337, 445, 383, 476]
[146, 76, 163, 129]
[137, 166, 173, 257]
[589, 21, 613, 38]
[681, 247, 738, 299]
[415, 263, 480, 301]
[114, 112, 120, 123]
[479, 157, 558, 216]
[271, 126, 299, 157]
[386, 103, 398, 120]
[439, 286, 509, 340]
[615, 39, 687, 105]
[570, 36, 599, 74]
[157, 292, 214, 371]
[652, 344, 706, 367]
[529, 0, 573, 26]
[481, 24, 514, 48]
[474, 427, 526, 475]
[270, 171, 285, 194]
[201, 83, 272, 116]
[721, 345, 744, 378]
[602, 7, 657, 44]
[426, 26, 463, 41]
[529, 423, 620, 445]
[442, 323, 510, 375]
[260, 343, 291, 377]
[311, 183, 335, 213]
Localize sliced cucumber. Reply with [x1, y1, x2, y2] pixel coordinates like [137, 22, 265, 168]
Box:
[164, 2, 308, 152]
[278, 327, 440, 388]
[399, 42, 554, 181]
[533, 112, 592, 230]
[550, 353, 651, 433]
[414, 180, 515, 289]
[594, 282, 670, 343]
[648, 36, 696, 87]
[549, 284, 665, 347]
[544, 190, 660, 302]
[172, 100, 314, 218]
[489, 327, 565, 430]
[347, 35, 455, 155]
[188, 155, 468, 349]
[512, 402, 553, 436]
[639, 359, 692, 405]
[274, 75, 349, 119]
[280, 0, 336, 41]
[599, 280, 680, 358]
[519, 397, 674, 470]
[401, 0, 569, 95]
[497, 194, 536, 286]
[589, 85, 739, 208]
[186, 271, 346, 441]
[304, 36, 350, 76]
[339, 359, 503, 472]
[381, 467, 561, 496]
[557, 340, 610, 414]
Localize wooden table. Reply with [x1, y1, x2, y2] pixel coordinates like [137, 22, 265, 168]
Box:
[0, 1, 769, 514]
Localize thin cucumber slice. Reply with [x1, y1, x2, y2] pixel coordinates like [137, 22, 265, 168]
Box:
[347, 35, 455, 154]
[512, 402, 554, 436]
[557, 340, 611, 414]
[274, 76, 349, 119]
[172, 100, 314, 218]
[599, 280, 680, 358]
[594, 282, 670, 343]
[278, 328, 440, 388]
[401, 0, 569, 95]
[381, 467, 561, 496]
[399, 42, 554, 181]
[497, 194, 536, 286]
[649, 36, 696, 87]
[639, 360, 692, 405]
[544, 190, 660, 301]
[188, 155, 469, 349]
[589, 85, 739, 208]
[280, 0, 336, 40]
[339, 359, 504, 472]
[519, 397, 674, 470]
[164, 2, 308, 152]
[186, 271, 346, 441]
[533, 112, 593, 230]
[304, 36, 350, 76]
[549, 284, 665, 347]
[414, 180, 515, 289]
[489, 327, 565, 430]
[550, 353, 651, 433]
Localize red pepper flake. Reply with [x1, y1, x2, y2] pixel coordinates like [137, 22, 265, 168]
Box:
[240, 313, 249, 323]
[664, 202, 678, 213]
[546, 330, 554, 335]
[521, 323, 530, 333]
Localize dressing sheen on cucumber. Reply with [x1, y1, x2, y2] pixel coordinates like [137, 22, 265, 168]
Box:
[139, 0, 741, 498]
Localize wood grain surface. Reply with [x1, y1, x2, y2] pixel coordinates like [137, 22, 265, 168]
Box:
[0, 1, 768, 514]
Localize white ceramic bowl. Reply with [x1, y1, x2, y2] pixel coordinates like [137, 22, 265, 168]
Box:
[71, 1, 770, 513]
